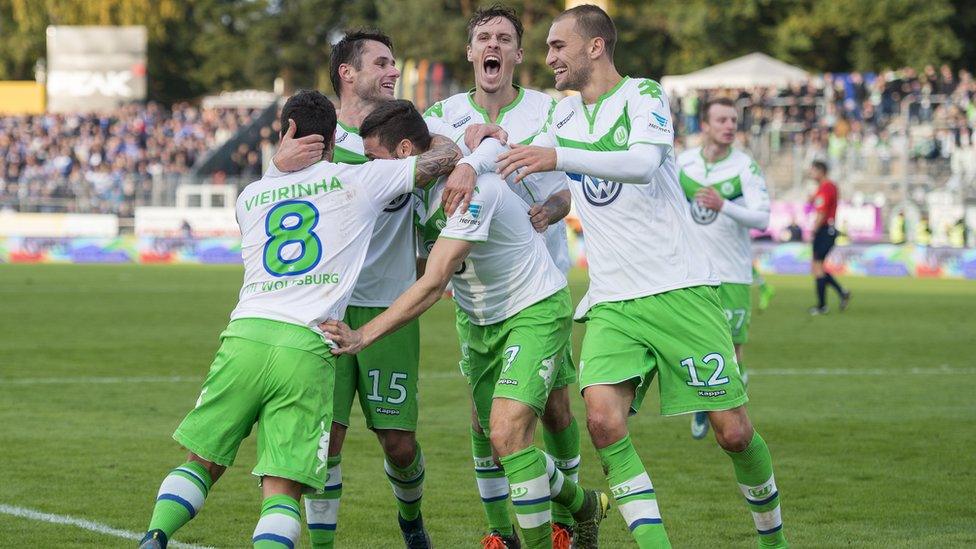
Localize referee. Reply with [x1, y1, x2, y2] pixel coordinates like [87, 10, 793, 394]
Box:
[808, 160, 851, 314]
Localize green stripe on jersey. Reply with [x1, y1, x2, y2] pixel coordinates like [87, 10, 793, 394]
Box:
[678, 171, 743, 202]
[333, 146, 367, 165]
[555, 110, 631, 152]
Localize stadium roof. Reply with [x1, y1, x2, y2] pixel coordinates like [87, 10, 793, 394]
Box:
[661, 52, 808, 95]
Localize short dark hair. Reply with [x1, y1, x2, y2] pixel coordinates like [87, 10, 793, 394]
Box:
[701, 97, 737, 123]
[811, 160, 829, 174]
[556, 4, 616, 58]
[329, 30, 394, 98]
[279, 90, 337, 148]
[360, 99, 432, 153]
[467, 4, 524, 47]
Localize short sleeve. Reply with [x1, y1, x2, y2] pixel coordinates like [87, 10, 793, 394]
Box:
[346, 157, 417, 213]
[439, 177, 500, 242]
[742, 160, 771, 212]
[627, 79, 674, 149]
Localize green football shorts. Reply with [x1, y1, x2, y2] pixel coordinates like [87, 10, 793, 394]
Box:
[717, 283, 751, 345]
[456, 303, 575, 388]
[333, 306, 420, 431]
[577, 286, 747, 416]
[467, 288, 576, 435]
[173, 318, 335, 490]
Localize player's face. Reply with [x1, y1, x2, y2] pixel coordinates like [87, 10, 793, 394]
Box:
[546, 18, 591, 92]
[363, 135, 413, 160]
[467, 17, 523, 94]
[351, 40, 400, 102]
[703, 104, 737, 146]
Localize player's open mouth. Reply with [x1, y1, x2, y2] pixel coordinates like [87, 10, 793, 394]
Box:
[381, 81, 395, 91]
[553, 67, 568, 78]
[483, 55, 501, 76]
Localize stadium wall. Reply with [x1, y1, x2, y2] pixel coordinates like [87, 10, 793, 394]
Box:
[0, 236, 973, 279]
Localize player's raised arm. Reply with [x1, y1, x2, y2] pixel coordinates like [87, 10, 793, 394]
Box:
[321, 237, 473, 355]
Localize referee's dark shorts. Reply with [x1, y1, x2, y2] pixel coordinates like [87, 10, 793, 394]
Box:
[812, 224, 838, 261]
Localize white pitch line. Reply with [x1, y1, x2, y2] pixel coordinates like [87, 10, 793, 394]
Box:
[1, 366, 972, 387]
[0, 503, 214, 549]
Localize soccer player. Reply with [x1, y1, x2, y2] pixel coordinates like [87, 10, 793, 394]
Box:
[676, 97, 771, 439]
[490, 5, 788, 547]
[272, 31, 436, 549]
[321, 100, 609, 549]
[422, 6, 580, 547]
[137, 90, 463, 549]
[808, 160, 851, 315]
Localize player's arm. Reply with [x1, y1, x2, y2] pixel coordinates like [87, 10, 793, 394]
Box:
[696, 163, 770, 230]
[320, 238, 473, 354]
[414, 134, 463, 188]
[441, 137, 506, 216]
[528, 189, 571, 233]
[272, 119, 326, 172]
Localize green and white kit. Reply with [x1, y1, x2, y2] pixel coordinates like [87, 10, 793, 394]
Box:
[177, 153, 417, 489]
[326, 124, 422, 430]
[533, 76, 746, 414]
[677, 146, 770, 343]
[414, 172, 575, 428]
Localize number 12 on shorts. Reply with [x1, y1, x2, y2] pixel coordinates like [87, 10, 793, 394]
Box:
[681, 353, 730, 387]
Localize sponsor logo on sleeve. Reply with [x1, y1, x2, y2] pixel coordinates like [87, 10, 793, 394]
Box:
[649, 111, 671, 134]
[556, 111, 575, 129]
[452, 115, 472, 128]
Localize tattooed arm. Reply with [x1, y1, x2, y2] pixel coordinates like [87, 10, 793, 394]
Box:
[414, 135, 463, 188]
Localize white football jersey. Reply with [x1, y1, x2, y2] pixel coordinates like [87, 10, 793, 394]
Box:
[333, 122, 417, 307]
[677, 147, 770, 284]
[424, 86, 571, 274]
[231, 157, 416, 331]
[414, 172, 566, 326]
[535, 77, 716, 318]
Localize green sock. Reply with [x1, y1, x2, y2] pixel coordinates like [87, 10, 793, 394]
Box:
[252, 494, 301, 548]
[543, 418, 581, 525]
[305, 455, 342, 548]
[598, 435, 671, 548]
[499, 447, 552, 549]
[543, 452, 585, 515]
[471, 427, 514, 535]
[726, 432, 788, 548]
[385, 443, 425, 521]
[146, 461, 212, 539]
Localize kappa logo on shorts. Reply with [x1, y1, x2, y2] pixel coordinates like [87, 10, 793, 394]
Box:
[384, 193, 411, 213]
[538, 356, 556, 386]
[375, 407, 400, 416]
[572, 173, 622, 206]
[690, 200, 719, 225]
[497, 378, 519, 386]
[697, 389, 727, 397]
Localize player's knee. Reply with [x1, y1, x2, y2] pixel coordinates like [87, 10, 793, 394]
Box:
[714, 422, 753, 452]
[541, 394, 573, 432]
[379, 431, 417, 467]
[187, 453, 226, 482]
[489, 418, 531, 456]
[585, 408, 627, 448]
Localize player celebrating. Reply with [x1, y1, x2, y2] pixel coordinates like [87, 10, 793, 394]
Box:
[677, 97, 771, 439]
[272, 31, 432, 548]
[137, 91, 463, 549]
[422, 5, 580, 547]
[489, 5, 788, 547]
[808, 160, 851, 315]
[322, 100, 609, 549]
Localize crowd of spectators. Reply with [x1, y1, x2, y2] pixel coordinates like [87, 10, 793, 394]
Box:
[671, 65, 976, 186]
[0, 103, 262, 217]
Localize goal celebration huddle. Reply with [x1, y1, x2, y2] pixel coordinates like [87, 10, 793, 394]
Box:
[138, 4, 787, 549]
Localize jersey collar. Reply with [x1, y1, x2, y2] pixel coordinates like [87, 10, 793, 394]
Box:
[581, 76, 629, 134]
[467, 85, 524, 124]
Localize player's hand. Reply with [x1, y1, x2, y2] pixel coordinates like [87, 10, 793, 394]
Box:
[464, 124, 508, 151]
[528, 203, 552, 233]
[497, 144, 557, 183]
[272, 119, 325, 173]
[319, 320, 366, 355]
[695, 187, 725, 211]
[442, 163, 477, 217]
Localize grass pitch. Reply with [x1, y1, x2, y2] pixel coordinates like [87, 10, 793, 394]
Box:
[0, 264, 974, 548]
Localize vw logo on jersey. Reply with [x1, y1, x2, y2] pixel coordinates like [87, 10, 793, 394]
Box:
[690, 200, 719, 225]
[383, 193, 411, 212]
[575, 174, 622, 206]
